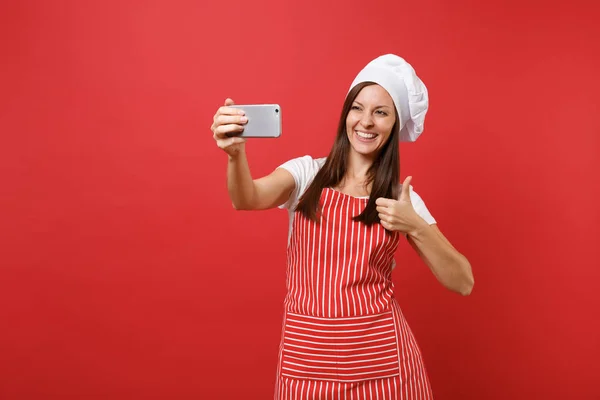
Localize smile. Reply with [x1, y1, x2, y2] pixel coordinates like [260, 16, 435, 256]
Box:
[355, 130, 378, 141]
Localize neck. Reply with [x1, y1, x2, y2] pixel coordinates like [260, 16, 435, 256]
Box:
[344, 150, 374, 183]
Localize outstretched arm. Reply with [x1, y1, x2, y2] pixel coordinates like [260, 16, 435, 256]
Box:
[212, 98, 295, 211]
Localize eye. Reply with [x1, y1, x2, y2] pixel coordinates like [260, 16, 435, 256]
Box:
[351, 105, 361, 111]
[376, 110, 388, 116]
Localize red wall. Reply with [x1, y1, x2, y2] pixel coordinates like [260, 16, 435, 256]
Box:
[1, 1, 599, 399]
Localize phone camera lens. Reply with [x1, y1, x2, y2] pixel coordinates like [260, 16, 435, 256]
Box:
[275, 109, 279, 113]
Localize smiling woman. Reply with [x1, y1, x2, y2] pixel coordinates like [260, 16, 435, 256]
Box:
[210, 54, 474, 399]
[347, 86, 397, 156]
[294, 81, 402, 224]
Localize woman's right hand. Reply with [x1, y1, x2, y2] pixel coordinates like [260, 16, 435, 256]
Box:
[211, 98, 248, 157]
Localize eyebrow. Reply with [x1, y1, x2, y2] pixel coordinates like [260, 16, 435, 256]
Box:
[353, 101, 393, 110]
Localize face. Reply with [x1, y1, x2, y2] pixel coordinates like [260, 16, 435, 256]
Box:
[345, 84, 397, 158]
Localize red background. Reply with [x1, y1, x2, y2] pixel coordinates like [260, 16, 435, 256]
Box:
[1, 0, 599, 399]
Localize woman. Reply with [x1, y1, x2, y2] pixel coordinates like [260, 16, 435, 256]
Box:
[211, 54, 474, 399]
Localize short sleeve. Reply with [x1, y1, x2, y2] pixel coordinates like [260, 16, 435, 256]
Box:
[404, 185, 436, 225]
[277, 155, 326, 210]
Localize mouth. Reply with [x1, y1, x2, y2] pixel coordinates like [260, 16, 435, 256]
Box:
[354, 130, 378, 142]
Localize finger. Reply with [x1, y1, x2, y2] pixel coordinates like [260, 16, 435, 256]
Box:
[213, 124, 245, 139]
[224, 98, 235, 106]
[218, 106, 246, 117]
[217, 114, 248, 126]
[380, 219, 392, 231]
[217, 136, 246, 149]
[222, 115, 248, 125]
[400, 176, 413, 201]
[376, 206, 389, 214]
[378, 213, 392, 224]
[375, 197, 394, 208]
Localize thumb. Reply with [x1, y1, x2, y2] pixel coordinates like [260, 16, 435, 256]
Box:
[400, 176, 413, 201]
[224, 98, 235, 106]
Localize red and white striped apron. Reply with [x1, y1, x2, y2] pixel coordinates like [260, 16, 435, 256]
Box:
[275, 188, 433, 399]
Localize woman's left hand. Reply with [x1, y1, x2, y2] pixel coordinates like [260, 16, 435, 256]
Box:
[375, 176, 425, 234]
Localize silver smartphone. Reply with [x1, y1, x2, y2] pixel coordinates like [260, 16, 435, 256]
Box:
[230, 104, 282, 138]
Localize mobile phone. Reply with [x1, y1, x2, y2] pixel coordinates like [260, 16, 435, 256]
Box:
[230, 104, 282, 138]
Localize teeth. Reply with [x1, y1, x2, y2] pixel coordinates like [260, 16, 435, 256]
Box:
[356, 131, 376, 139]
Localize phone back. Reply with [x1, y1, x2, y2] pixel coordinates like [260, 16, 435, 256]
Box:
[230, 104, 282, 138]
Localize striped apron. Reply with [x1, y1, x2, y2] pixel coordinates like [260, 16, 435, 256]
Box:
[275, 188, 433, 399]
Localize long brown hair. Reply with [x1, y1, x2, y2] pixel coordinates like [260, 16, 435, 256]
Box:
[295, 82, 401, 225]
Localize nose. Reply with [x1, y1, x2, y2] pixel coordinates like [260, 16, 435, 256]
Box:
[360, 112, 374, 128]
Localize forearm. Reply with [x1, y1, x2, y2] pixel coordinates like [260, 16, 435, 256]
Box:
[227, 147, 257, 210]
[407, 222, 474, 296]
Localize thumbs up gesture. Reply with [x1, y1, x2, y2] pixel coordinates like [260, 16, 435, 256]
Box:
[375, 176, 424, 234]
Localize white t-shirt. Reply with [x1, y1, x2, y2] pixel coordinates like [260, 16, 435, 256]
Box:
[277, 155, 437, 243]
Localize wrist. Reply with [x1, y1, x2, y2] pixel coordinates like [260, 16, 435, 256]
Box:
[407, 218, 430, 240]
[227, 148, 245, 162]
[226, 143, 246, 162]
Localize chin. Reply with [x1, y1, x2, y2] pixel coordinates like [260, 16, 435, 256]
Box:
[350, 142, 381, 157]
[347, 138, 378, 155]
